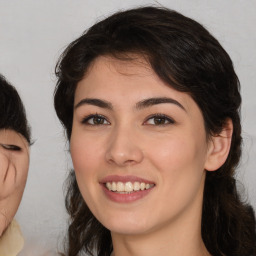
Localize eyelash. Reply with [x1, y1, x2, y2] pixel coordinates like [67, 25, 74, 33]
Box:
[81, 113, 175, 126]
[0, 144, 22, 151]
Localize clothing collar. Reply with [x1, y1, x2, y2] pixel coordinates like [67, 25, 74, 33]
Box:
[0, 219, 24, 256]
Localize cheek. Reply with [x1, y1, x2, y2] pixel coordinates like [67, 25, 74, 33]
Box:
[145, 136, 207, 221]
[147, 135, 199, 168]
[16, 156, 29, 188]
[70, 134, 103, 174]
[148, 133, 208, 189]
[70, 132, 107, 201]
[70, 134, 106, 216]
[156, 122, 207, 165]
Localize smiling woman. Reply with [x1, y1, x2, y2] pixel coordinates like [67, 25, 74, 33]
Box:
[0, 74, 31, 255]
[54, 6, 256, 256]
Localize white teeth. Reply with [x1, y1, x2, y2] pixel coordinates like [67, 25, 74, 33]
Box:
[125, 182, 133, 192]
[117, 182, 124, 192]
[133, 181, 140, 191]
[106, 182, 112, 190]
[112, 182, 117, 191]
[105, 181, 154, 192]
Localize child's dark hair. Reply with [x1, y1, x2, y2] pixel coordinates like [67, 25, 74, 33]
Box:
[0, 74, 31, 144]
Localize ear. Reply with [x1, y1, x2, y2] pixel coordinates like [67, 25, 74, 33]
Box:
[204, 118, 233, 171]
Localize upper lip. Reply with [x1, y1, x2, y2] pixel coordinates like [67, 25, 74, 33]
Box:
[100, 175, 155, 184]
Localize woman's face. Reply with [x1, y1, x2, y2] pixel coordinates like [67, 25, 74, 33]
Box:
[0, 129, 29, 236]
[70, 56, 212, 236]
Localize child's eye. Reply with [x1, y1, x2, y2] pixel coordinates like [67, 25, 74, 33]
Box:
[0, 144, 22, 151]
[82, 114, 110, 125]
[144, 114, 175, 126]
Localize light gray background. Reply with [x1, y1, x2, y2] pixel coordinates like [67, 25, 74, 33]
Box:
[0, 0, 255, 254]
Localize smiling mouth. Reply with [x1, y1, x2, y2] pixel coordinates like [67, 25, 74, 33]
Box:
[105, 181, 155, 193]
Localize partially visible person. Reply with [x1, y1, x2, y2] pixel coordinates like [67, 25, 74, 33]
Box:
[0, 74, 31, 256]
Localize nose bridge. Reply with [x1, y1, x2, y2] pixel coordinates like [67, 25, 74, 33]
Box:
[105, 122, 143, 166]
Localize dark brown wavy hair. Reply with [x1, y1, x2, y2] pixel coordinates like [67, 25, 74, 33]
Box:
[54, 6, 256, 256]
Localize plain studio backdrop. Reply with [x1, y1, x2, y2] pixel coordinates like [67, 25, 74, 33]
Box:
[0, 0, 255, 254]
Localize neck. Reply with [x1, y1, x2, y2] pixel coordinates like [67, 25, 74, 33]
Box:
[111, 225, 209, 256]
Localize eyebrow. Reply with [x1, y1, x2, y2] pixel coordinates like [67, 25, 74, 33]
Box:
[74, 97, 186, 111]
[75, 98, 113, 110]
[135, 97, 186, 111]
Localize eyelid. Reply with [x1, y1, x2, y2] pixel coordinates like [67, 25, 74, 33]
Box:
[0, 144, 22, 151]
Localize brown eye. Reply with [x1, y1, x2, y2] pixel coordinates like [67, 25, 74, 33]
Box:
[144, 114, 175, 126]
[93, 116, 105, 124]
[82, 114, 110, 125]
[153, 117, 168, 125]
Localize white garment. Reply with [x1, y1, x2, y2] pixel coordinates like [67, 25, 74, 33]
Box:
[0, 219, 24, 256]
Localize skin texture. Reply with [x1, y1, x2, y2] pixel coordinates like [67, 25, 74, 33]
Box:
[0, 129, 29, 237]
[70, 56, 232, 256]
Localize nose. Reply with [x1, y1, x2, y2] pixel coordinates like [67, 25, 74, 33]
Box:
[105, 125, 144, 167]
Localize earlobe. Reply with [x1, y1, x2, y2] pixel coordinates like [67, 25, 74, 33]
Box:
[204, 119, 233, 172]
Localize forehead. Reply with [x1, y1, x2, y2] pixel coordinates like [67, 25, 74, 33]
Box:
[79, 56, 168, 92]
[83, 55, 155, 83]
[75, 56, 195, 110]
[0, 129, 29, 148]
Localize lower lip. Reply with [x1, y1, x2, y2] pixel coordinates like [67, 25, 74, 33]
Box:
[101, 184, 154, 203]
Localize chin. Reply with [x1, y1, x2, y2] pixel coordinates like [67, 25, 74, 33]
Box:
[99, 213, 152, 236]
[108, 224, 150, 236]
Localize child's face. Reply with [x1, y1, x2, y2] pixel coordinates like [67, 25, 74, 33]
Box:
[0, 129, 29, 236]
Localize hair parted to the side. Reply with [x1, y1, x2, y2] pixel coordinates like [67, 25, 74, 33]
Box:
[0, 74, 31, 144]
[54, 6, 256, 256]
